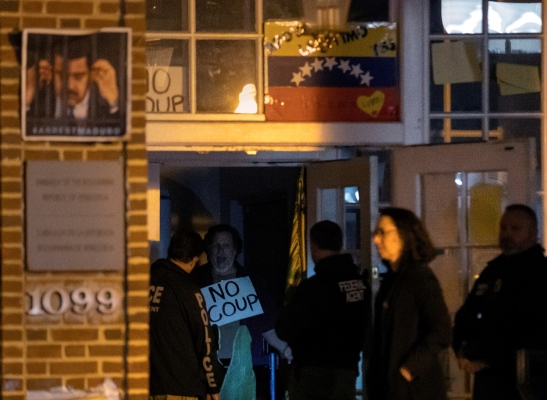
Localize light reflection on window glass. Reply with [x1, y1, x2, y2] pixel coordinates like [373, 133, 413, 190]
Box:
[489, 39, 541, 55]
[344, 186, 360, 204]
[344, 186, 360, 261]
[441, 1, 541, 34]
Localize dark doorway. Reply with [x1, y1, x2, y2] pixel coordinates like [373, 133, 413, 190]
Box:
[219, 167, 300, 307]
[161, 166, 301, 307]
[243, 195, 292, 309]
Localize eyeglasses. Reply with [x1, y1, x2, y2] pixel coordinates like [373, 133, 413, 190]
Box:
[372, 228, 397, 238]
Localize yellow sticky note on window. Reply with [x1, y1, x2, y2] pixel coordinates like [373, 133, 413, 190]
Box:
[431, 41, 482, 84]
[496, 62, 540, 96]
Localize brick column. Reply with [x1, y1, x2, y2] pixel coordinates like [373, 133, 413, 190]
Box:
[0, 1, 149, 399]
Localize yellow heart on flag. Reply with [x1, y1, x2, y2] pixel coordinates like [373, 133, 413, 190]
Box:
[357, 91, 385, 118]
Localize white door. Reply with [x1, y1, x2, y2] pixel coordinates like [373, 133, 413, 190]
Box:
[307, 156, 379, 277]
[391, 139, 537, 399]
[306, 156, 379, 398]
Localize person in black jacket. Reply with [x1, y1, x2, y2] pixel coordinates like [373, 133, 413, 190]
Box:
[366, 207, 451, 400]
[149, 229, 223, 400]
[452, 204, 547, 400]
[276, 220, 370, 400]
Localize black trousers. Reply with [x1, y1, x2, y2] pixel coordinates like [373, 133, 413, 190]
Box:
[473, 368, 520, 400]
[288, 365, 357, 400]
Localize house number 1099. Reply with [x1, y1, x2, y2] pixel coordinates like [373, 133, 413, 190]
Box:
[26, 287, 120, 315]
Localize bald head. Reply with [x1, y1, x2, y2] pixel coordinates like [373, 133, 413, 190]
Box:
[498, 205, 538, 255]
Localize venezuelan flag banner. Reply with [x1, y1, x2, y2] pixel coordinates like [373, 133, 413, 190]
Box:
[264, 21, 399, 122]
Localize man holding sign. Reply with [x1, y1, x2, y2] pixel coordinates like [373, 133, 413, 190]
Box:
[192, 224, 291, 399]
[276, 220, 370, 400]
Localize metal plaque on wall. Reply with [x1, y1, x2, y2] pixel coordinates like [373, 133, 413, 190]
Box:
[26, 160, 125, 271]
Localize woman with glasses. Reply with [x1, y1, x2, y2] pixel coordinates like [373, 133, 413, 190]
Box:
[366, 207, 451, 400]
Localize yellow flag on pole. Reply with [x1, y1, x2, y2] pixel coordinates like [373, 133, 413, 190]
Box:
[285, 167, 306, 301]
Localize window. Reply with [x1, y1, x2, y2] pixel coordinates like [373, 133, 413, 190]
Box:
[428, 0, 542, 145]
[145, 0, 389, 119]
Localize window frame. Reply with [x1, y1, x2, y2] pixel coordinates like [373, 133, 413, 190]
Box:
[425, 1, 544, 143]
[144, 0, 424, 149]
[145, 0, 265, 120]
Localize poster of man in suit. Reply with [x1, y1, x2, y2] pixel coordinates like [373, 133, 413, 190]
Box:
[22, 28, 131, 141]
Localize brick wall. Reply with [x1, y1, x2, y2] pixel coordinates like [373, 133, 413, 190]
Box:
[0, 1, 149, 399]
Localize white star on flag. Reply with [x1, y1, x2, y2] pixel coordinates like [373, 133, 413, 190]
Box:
[299, 62, 313, 77]
[323, 57, 338, 70]
[360, 71, 374, 86]
[311, 58, 324, 72]
[291, 71, 305, 86]
[337, 59, 351, 73]
[350, 64, 364, 78]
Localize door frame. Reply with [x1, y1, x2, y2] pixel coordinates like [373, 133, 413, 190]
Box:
[391, 138, 538, 399]
[306, 156, 378, 278]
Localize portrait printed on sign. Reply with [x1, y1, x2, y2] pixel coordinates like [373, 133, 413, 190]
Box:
[22, 28, 131, 141]
[201, 277, 264, 326]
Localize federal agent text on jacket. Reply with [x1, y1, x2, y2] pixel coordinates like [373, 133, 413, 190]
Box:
[276, 220, 370, 400]
[276, 252, 369, 370]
